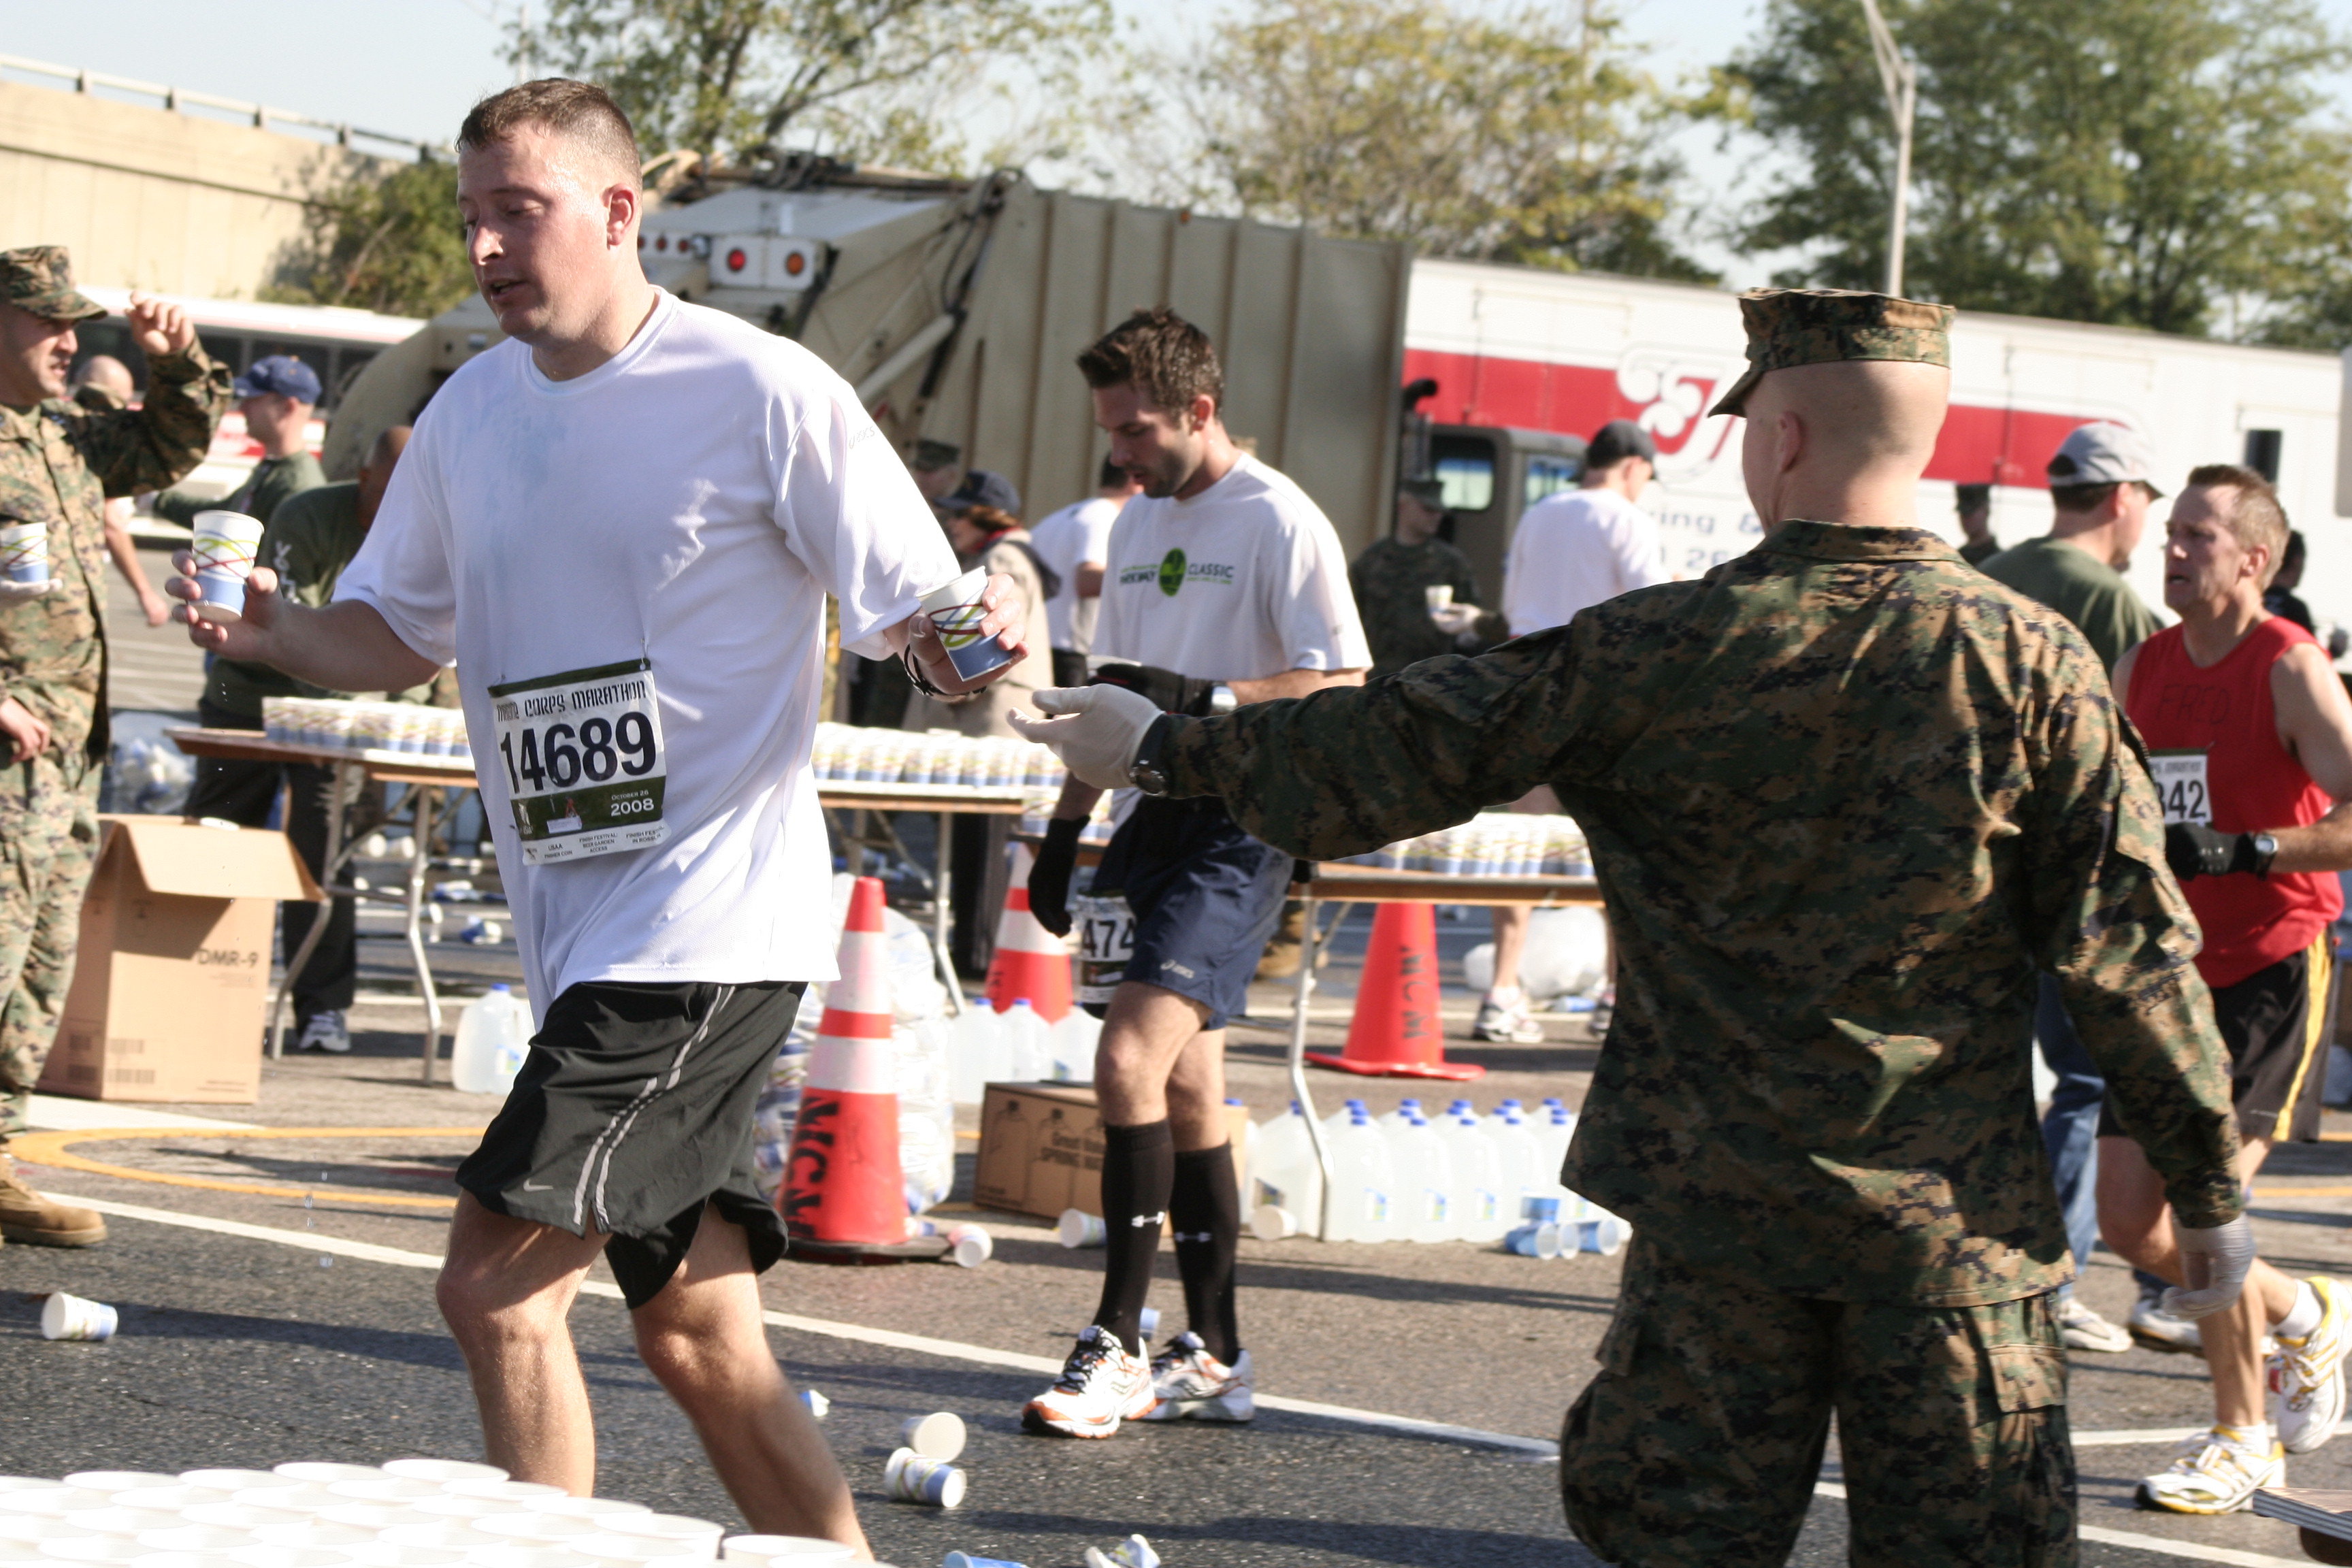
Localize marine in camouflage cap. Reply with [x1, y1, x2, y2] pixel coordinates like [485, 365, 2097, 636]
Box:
[1710, 287, 1953, 418]
[0, 247, 105, 325]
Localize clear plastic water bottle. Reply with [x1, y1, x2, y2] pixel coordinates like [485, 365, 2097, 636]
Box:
[1247, 1100, 1324, 1239]
[1438, 1113, 1509, 1243]
[451, 984, 530, 1095]
[1326, 1111, 1396, 1243]
[1390, 1113, 1456, 1243]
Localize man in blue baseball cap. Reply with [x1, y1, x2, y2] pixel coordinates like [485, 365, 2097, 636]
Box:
[152, 353, 327, 532]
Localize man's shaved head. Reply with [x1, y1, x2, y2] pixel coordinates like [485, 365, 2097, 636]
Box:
[1740, 360, 1950, 528]
[458, 78, 642, 193]
[70, 355, 134, 401]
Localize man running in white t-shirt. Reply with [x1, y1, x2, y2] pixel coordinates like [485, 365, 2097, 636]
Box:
[1471, 419, 1665, 1043]
[1030, 455, 1139, 687]
[169, 80, 1024, 1551]
[1015, 308, 1369, 1438]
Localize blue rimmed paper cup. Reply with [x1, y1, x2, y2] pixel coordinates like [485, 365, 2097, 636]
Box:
[41, 1290, 117, 1341]
[1058, 1209, 1107, 1249]
[0, 521, 48, 585]
[881, 1450, 964, 1509]
[898, 1412, 966, 1463]
[941, 1556, 1024, 1568]
[918, 569, 1015, 684]
[191, 510, 267, 621]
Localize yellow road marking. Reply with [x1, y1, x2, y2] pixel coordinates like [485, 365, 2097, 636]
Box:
[9, 1126, 484, 1210]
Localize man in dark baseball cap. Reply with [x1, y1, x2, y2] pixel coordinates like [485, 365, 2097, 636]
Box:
[0, 246, 105, 324]
[155, 354, 326, 535]
[232, 353, 324, 406]
[935, 468, 1021, 519]
[1582, 417, 1658, 471]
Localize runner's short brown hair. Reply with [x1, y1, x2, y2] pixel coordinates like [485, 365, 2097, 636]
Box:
[2185, 462, 2289, 585]
[1078, 308, 1224, 418]
[459, 78, 642, 191]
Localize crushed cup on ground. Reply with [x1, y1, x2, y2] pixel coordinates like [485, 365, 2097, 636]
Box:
[718, 1537, 854, 1565]
[898, 1413, 966, 1463]
[41, 1292, 118, 1341]
[798, 1389, 829, 1419]
[881, 1450, 964, 1509]
[1056, 1209, 1107, 1249]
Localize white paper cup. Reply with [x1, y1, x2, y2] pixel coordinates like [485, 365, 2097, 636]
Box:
[187, 1508, 307, 1533]
[1250, 1204, 1299, 1241]
[378, 1528, 501, 1552]
[917, 569, 1014, 684]
[180, 1474, 290, 1495]
[945, 1224, 991, 1268]
[41, 1292, 118, 1341]
[47, 1541, 154, 1565]
[118, 1488, 233, 1514]
[225, 1549, 357, 1568]
[878, 1450, 962, 1510]
[319, 1507, 425, 1532]
[896, 1413, 966, 1463]
[269, 1469, 378, 1487]
[379, 1465, 507, 1488]
[479, 1520, 598, 1545]
[6, 1488, 115, 1516]
[64, 1474, 180, 1497]
[0, 1539, 56, 1561]
[67, 1508, 184, 1536]
[342, 1548, 471, 1568]
[462, 1551, 595, 1568]
[522, 1503, 644, 1522]
[135, 1529, 255, 1555]
[325, 1480, 441, 1505]
[190, 511, 267, 621]
[569, 1544, 702, 1568]
[0, 1475, 60, 1492]
[1424, 584, 1454, 610]
[131, 1553, 228, 1568]
[251, 1528, 372, 1552]
[411, 1500, 529, 1524]
[717, 1537, 853, 1565]
[796, 1390, 828, 1420]
[0, 521, 49, 585]
[442, 1486, 564, 1506]
[593, 1517, 719, 1552]
[1056, 1209, 1106, 1249]
[10, 1518, 100, 1543]
[246, 1490, 347, 1518]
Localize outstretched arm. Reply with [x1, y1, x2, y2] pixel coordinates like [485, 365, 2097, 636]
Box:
[167, 559, 438, 695]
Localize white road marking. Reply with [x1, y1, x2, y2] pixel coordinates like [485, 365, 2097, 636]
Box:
[54, 1195, 2333, 1561]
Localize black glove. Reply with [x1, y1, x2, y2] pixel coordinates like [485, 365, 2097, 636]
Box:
[1029, 817, 1083, 937]
[2166, 821, 2264, 881]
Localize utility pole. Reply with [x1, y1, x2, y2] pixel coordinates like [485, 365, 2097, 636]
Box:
[1857, 0, 1916, 295]
[517, 0, 534, 83]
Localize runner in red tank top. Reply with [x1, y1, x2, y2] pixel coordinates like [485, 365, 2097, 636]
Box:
[2106, 466, 2352, 1512]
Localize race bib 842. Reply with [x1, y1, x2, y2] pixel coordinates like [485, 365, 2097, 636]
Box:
[488, 658, 669, 864]
[2148, 749, 2211, 828]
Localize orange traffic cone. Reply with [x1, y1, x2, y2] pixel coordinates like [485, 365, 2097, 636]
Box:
[781, 877, 949, 1263]
[1306, 902, 1485, 1081]
[985, 841, 1073, 1022]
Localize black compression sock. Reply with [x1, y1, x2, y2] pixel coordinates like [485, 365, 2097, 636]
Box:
[1171, 1142, 1243, 1365]
[1091, 1119, 1174, 1357]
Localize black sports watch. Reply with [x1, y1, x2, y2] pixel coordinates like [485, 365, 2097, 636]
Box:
[2251, 832, 2281, 876]
[1128, 715, 1177, 796]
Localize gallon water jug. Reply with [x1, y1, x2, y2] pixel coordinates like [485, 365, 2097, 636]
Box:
[1529, 1107, 1580, 1218]
[1322, 1097, 1371, 1136]
[1390, 1114, 1456, 1243]
[1002, 999, 1054, 1081]
[1376, 1097, 1426, 1132]
[1246, 1100, 1324, 1238]
[950, 1005, 1004, 1103]
[451, 984, 530, 1094]
[1050, 1009, 1102, 1083]
[1488, 1111, 1548, 1224]
[1438, 1113, 1509, 1243]
[1326, 1113, 1397, 1243]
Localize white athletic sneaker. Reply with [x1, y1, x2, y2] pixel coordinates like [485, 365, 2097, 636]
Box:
[2137, 1425, 2284, 1514]
[296, 1009, 351, 1054]
[2057, 1295, 2133, 1354]
[1023, 1326, 1156, 1439]
[1472, 993, 1544, 1044]
[1135, 1331, 1254, 1423]
[2273, 1276, 2352, 1454]
[2129, 1279, 2204, 1353]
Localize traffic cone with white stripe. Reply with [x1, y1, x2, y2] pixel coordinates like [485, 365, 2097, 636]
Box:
[780, 876, 948, 1264]
[985, 841, 1073, 1022]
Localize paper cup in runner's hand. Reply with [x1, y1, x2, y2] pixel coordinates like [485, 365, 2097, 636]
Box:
[1423, 584, 1453, 611]
[917, 569, 1015, 684]
[190, 511, 267, 620]
[0, 521, 48, 585]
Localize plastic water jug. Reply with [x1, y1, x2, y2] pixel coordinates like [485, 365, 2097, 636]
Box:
[950, 1006, 1007, 1103]
[1528, 1107, 1580, 1218]
[1376, 1097, 1426, 1131]
[1049, 1009, 1102, 1083]
[1389, 1114, 1456, 1243]
[1326, 1113, 1397, 1243]
[1438, 1114, 1509, 1243]
[1488, 1111, 1548, 1224]
[1247, 1101, 1324, 1239]
[1002, 999, 1053, 1081]
[451, 984, 530, 1094]
[1322, 1097, 1371, 1135]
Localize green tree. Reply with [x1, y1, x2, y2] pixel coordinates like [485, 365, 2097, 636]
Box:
[527, 0, 1109, 172]
[266, 157, 474, 320]
[1134, 0, 1708, 279]
[1717, 0, 2352, 338]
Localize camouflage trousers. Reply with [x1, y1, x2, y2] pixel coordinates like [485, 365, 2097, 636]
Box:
[0, 750, 101, 1143]
[1562, 1237, 2074, 1568]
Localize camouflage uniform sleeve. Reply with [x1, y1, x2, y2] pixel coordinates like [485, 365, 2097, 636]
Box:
[69, 347, 231, 500]
[2020, 681, 2242, 1227]
[1158, 626, 1588, 857]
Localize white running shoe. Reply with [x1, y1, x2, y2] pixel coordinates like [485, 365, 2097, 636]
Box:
[1472, 993, 1544, 1045]
[2137, 1425, 2284, 1514]
[1135, 1331, 1254, 1423]
[1023, 1326, 1156, 1439]
[297, 1009, 351, 1054]
[2057, 1295, 2133, 1354]
[2129, 1279, 2204, 1352]
[2273, 1276, 2351, 1454]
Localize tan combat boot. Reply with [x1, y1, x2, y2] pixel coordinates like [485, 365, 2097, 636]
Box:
[0, 1152, 105, 1246]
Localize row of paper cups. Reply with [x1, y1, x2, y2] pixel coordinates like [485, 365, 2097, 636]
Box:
[261, 699, 471, 762]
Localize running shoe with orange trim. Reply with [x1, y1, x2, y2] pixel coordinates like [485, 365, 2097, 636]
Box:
[1023, 1326, 1156, 1439]
[1135, 1332, 1254, 1423]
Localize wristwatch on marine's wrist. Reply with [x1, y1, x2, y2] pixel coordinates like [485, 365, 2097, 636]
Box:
[1128, 715, 1176, 796]
[2251, 832, 2281, 876]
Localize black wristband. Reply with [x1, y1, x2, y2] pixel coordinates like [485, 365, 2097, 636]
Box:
[1043, 816, 1083, 851]
[1130, 713, 1177, 795]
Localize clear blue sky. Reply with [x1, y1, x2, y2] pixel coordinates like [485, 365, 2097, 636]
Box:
[5, 0, 2348, 287]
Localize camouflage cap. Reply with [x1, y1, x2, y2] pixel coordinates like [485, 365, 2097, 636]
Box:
[0, 246, 105, 324]
[1710, 288, 1953, 418]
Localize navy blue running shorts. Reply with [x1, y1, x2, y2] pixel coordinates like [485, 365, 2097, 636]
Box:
[1088, 796, 1293, 1030]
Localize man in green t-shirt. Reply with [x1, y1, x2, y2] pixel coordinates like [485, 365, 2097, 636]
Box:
[150, 355, 327, 529]
[182, 425, 415, 1055]
[1979, 421, 2165, 672]
[1980, 418, 2178, 1361]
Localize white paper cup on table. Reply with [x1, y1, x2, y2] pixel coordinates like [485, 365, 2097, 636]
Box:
[122, 1487, 233, 1513]
[8, 1487, 114, 1516]
[595, 1516, 721, 1554]
[719, 1539, 853, 1566]
[11, 1517, 100, 1543]
[462, 1549, 595, 1568]
[413, 1499, 527, 1523]
[0, 521, 48, 586]
[570, 1542, 702, 1568]
[255, 1489, 350, 1517]
[327, 1480, 442, 1505]
[344, 1547, 472, 1568]
[524, 1501, 645, 1522]
[132, 1553, 227, 1568]
[42, 1292, 118, 1341]
[227, 1550, 357, 1568]
[65, 1473, 180, 1497]
[1056, 1209, 1106, 1249]
[253, 1526, 374, 1552]
[67, 1507, 184, 1536]
[272, 1467, 380, 1486]
[443, 1485, 564, 1505]
[0, 1539, 54, 1561]
[47, 1540, 154, 1565]
[364, 1455, 506, 1487]
[480, 1518, 599, 1545]
[189, 511, 267, 621]
[136, 1528, 258, 1554]
[880, 1450, 964, 1510]
[321, 1506, 427, 1532]
[193, 1506, 308, 1532]
[898, 1413, 967, 1463]
[379, 1529, 500, 1553]
[182, 1473, 290, 1494]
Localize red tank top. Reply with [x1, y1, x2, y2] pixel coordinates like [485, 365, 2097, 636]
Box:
[2127, 616, 2342, 988]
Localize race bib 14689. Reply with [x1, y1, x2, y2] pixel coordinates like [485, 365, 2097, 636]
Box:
[2148, 749, 2211, 828]
[488, 658, 668, 864]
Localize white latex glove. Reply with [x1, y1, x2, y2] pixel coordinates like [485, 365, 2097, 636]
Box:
[1430, 602, 1481, 636]
[0, 579, 55, 602]
[2163, 1212, 2257, 1320]
[1009, 684, 1163, 789]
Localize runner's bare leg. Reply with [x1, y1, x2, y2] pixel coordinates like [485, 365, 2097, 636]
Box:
[633, 1205, 869, 1554]
[436, 1192, 608, 1493]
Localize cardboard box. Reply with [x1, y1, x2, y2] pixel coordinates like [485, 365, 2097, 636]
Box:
[973, 1082, 1250, 1220]
[39, 816, 321, 1105]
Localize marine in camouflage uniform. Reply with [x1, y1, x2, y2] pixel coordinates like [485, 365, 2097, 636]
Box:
[1349, 479, 1506, 679]
[0, 249, 229, 1235]
[1090, 293, 2247, 1566]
